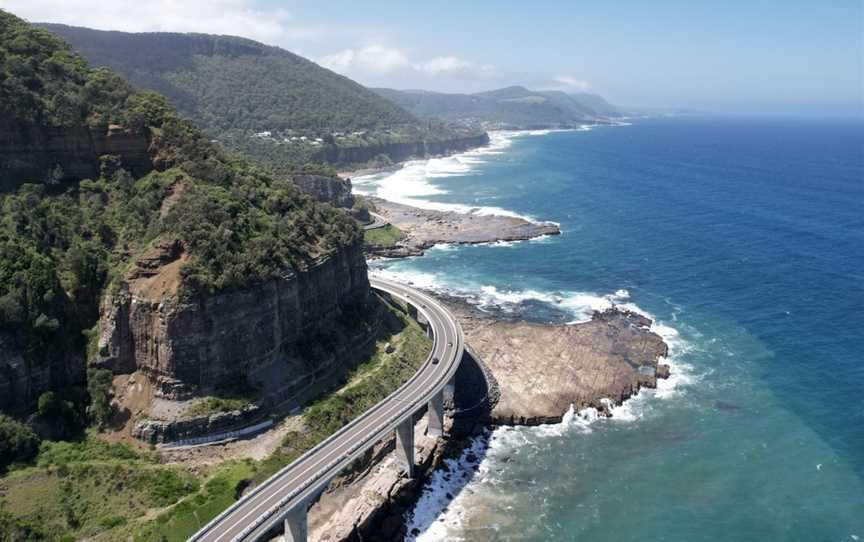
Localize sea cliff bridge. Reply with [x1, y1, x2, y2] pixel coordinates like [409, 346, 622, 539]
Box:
[189, 276, 465, 542]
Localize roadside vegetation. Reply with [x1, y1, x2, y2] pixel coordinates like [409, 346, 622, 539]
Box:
[0, 296, 433, 541]
[0, 11, 431, 542]
[185, 395, 256, 418]
[0, 7, 359, 440]
[0, 11, 366, 541]
[364, 224, 405, 247]
[133, 297, 431, 542]
[0, 436, 199, 540]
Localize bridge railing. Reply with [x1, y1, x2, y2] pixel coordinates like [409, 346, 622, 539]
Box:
[189, 279, 463, 542]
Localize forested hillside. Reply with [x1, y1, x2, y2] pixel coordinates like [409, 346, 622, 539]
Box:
[0, 8, 360, 427]
[375, 85, 621, 129]
[39, 23, 416, 133]
[38, 23, 486, 169]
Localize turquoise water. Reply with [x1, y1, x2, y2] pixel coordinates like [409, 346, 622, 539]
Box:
[354, 118, 864, 541]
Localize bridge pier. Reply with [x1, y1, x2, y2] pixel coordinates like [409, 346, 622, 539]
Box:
[427, 391, 445, 438]
[281, 502, 308, 542]
[395, 418, 415, 477]
[444, 375, 456, 404]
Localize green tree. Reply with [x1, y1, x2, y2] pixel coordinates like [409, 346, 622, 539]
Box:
[86, 368, 113, 428]
[0, 414, 39, 471]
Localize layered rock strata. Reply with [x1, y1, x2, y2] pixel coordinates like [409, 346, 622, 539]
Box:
[314, 133, 490, 167]
[291, 174, 355, 209]
[96, 239, 369, 400]
[450, 301, 670, 425]
[0, 121, 152, 188]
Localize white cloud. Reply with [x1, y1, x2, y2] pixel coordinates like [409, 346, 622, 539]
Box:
[1, 0, 501, 91]
[320, 46, 495, 84]
[321, 45, 411, 74]
[416, 56, 472, 75]
[0, 0, 324, 45]
[553, 75, 590, 91]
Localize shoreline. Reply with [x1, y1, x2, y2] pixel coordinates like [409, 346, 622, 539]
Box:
[318, 281, 673, 540]
[364, 197, 560, 259]
[311, 122, 678, 540]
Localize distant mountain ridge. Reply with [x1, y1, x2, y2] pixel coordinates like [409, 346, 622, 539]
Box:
[375, 85, 621, 129]
[38, 23, 416, 133]
[37, 23, 487, 169]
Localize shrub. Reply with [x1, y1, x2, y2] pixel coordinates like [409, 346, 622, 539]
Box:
[86, 368, 114, 428]
[0, 414, 40, 471]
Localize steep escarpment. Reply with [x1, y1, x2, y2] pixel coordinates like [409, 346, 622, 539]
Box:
[96, 240, 369, 396]
[291, 173, 355, 208]
[0, 122, 152, 189]
[375, 86, 621, 129]
[313, 132, 490, 167]
[0, 10, 364, 420]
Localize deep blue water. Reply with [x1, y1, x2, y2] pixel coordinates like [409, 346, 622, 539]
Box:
[355, 118, 864, 541]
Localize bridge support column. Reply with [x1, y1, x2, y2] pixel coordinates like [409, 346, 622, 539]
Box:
[444, 375, 456, 404]
[395, 418, 415, 478]
[427, 391, 445, 438]
[282, 503, 308, 542]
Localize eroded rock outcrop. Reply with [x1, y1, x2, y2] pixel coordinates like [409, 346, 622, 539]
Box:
[96, 239, 369, 399]
[0, 120, 152, 188]
[452, 303, 670, 425]
[291, 174, 355, 209]
[314, 133, 490, 167]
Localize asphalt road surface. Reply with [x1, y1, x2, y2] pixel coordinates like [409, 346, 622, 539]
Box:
[189, 276, 464, 542]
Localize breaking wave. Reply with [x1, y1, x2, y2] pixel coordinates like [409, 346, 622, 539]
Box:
[352, 129, 582, 223]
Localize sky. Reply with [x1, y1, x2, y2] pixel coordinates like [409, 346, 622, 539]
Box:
[1, 0, 862, 116]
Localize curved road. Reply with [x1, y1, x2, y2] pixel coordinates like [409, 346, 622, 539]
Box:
[189, 277, 464, 542]
[362, 211, 388, 231]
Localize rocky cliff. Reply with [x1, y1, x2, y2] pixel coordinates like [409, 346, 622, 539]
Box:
[0, 120, 152, 189]
[95, 239, 369, 397]
[313, 133, 490, 167]
[290, 173, 354, 209]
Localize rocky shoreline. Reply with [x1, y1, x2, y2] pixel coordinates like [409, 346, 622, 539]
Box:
[294, 192, 671, 541]
[297, 291, 670, 541]
[365, 197, 560, 257]
[442, 295, 670, 425]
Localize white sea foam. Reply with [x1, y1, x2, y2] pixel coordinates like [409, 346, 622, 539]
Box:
[353, 128, 582, 224]
[400, 273, 700, 541]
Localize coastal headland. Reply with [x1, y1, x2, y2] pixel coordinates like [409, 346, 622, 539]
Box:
[364, 197, 561, 257]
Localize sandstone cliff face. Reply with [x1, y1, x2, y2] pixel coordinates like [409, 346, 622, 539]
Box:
[0, 120, 152, 188]
[290, 174, 354, 209]
[313, 133, 490, 167]
[96, 240, 369, 397]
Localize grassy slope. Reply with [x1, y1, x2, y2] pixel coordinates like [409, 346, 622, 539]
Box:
[0, 298, 430, 541]
[0, 438, 198, 541]
[364, 224, 405, 247]
[139, 298, 430, 541]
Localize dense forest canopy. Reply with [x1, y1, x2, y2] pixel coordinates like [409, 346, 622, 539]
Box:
[38, 23, 419, 134]
[0, 9, 361, 418]
[36, 23, 488, 170]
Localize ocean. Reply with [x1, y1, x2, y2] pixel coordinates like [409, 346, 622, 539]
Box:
[353, 117, 864, 542]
